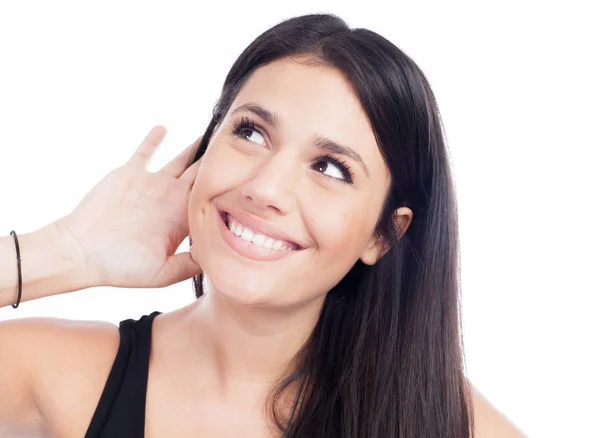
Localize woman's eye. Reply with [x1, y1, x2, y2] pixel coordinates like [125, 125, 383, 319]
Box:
[239, 127, 266, 146]
[312, 155, 354, 183]
[314, 160, 345, 180]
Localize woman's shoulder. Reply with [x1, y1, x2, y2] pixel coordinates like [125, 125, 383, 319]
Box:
[470, 383, 526, 437]
[6, 316, 121, 437]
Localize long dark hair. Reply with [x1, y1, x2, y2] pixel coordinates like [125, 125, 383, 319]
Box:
[188, 13, 473, 437]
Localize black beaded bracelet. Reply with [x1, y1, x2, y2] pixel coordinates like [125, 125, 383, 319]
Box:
[9, 230, 22, 309]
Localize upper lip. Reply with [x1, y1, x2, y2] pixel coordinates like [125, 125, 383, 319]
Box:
[218, 207, 306, 249]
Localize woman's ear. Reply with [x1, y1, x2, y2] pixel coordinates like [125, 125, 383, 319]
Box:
[360, 207, 413, 265]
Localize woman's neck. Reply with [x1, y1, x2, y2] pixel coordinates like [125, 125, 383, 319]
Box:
[181, 284, 324, 397]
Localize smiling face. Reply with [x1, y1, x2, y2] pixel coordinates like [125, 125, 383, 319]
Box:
[188, 56, 397, 309]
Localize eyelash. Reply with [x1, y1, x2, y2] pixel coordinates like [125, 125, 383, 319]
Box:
[231, 116, 354, 184]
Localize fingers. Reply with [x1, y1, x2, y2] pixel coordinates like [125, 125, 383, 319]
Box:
[127, 126, 167, 169]
[161, 136, 202, 178]
[180, 159, 201, 188]
[155, 252, 202, 287]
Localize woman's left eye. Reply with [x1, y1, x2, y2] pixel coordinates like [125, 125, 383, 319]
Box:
[312, 155, 354, 184]
[314, 160, 344, 180]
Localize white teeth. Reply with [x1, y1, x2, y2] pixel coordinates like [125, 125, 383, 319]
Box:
[251, 234, 266, 245]
[264, 237, 275, 249]
[240, 228, 253, 242]
[226, 214, 294, 251]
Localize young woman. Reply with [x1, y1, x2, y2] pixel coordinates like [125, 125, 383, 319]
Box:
[0, 13, 523, 438]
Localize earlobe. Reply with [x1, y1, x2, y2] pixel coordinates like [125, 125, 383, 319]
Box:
[359, 206, 413, 265]
[360, 236, 386, 266]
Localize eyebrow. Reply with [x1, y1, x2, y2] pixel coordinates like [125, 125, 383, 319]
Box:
[231, 102, 370, 178]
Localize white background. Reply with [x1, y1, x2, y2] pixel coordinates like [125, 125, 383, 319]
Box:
[1, 1, 598, 436]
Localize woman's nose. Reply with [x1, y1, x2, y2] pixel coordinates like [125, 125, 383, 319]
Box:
[240, 153, 297, 215]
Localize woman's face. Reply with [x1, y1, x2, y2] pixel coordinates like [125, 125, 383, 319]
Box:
[188, 56, 394, 308]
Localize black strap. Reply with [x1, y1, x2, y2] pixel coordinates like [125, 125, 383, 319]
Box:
[84, 311, 161, 438]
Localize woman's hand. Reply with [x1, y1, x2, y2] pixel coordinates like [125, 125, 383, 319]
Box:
[56, 126, 203, 289]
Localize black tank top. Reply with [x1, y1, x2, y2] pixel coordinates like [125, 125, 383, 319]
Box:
[84, 311, 162, 438]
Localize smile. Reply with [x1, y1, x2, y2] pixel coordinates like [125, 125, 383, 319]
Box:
[225, 213, 298, 251]
[217, 210, 303, 262]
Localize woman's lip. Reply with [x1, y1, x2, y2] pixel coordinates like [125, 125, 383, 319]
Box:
[217, 209, 303, 262]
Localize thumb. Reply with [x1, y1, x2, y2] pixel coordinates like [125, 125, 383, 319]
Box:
[154, 252, 202, 287]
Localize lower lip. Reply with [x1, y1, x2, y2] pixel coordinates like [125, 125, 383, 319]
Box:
[217, 210, 301, 262]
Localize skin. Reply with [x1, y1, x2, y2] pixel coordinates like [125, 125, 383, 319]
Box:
[0, 56, 525, 438]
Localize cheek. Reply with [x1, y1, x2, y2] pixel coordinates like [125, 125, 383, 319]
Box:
[187, 147, 227, 237]
[310, 199, 375, 261]
[189, 143, 248, 207]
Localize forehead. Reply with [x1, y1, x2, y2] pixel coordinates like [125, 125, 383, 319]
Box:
[228, 57, 389, 183]
[234, 57, 370, 138]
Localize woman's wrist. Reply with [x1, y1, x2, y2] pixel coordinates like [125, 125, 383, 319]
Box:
[0, 222, 97, 308]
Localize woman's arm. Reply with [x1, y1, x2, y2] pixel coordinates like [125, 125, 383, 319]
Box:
[0, 225, 106, 436]
[0, 127, 201, 311]
[0, 127, 202, 435]
[0, 222, 91, 308]
[0, 311, 120, 437]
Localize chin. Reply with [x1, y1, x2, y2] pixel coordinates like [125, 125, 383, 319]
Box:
[204, 271, 281, 307]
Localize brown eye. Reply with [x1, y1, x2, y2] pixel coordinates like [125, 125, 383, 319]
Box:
[314, 160, 344, 180]
[312, 155, 353, 183]
[232, 117, 266, 146]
